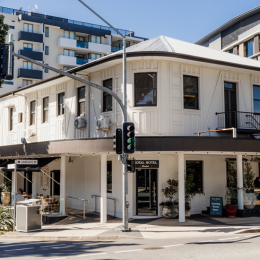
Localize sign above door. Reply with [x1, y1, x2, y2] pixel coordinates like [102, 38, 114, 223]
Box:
[135, 160, 159, 169]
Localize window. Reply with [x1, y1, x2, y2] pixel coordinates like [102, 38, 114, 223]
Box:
[22, 80, 32, 87]
[228, 49, 233, 54]
[30, 101, 36, 125]
[58, 92, 65, 115]
[77, 87, 85, 116]
[9, 108, 13, 131]
[64, 30, 75, 39]
[88, 53, 101, 60]
[183, 75, 199, 109]
[103, 79, 112, 112]
[23, 23, 33, 33]
[186, 161, 203, 192]
[253, 85, 260, 113]
[18, 113, 23, 123]
[45, 27, 49, 37]
[107, 161, 112, 193]
[88, 35, 101, 44]
[23, 61, 33, 70]
[245, 39, 254, 57]
[3, 81, 13, 85]
[76, 36, 84, 42]
[63, 66, 74, 71]
[43, 97, 49, 123]
[45, 67, 49, 73]
[45, 46, 49, 55]
[8, 25, 15, 29]
[23, 43, 33, 51]
[63, 49, 75, 57]
[134, 73, 157, 107]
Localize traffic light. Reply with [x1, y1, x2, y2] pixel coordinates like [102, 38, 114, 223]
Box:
[123, 122, 135, 154]
[0, 43, 13, 80]
[127, 159, 135, 172]
[113, 128, 122, 154]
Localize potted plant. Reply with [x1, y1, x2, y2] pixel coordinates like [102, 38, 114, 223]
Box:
[0, 182, 11, 206]
[160, 179, 178, 218]
[225, 162, 238, 218]
[185, 166, 205, 217]
[243, 162, 256, 209]
[0, 206, 13, 231]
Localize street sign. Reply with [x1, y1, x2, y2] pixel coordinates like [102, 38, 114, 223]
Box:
[15, 160, 38, 165]
[7, 164, 15, 169]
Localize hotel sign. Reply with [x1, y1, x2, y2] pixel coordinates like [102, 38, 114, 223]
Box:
[135, 160, 159, 169]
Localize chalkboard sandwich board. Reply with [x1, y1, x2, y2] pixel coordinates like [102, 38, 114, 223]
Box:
[210, 197, 223, 216]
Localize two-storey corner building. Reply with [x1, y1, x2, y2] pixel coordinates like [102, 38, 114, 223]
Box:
[196, 6, 260, 61]
[1, 35, 260, 223]
[1, 6, 146, 95]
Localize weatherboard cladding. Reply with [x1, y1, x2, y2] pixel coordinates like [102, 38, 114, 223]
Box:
[19, 14, 111, 37]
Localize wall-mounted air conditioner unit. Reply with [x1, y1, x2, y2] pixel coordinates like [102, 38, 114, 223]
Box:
[97, 117, 110, 131]
[74, 116, 87, 129]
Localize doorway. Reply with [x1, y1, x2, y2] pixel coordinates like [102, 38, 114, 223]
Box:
[224, 82, 237, 128]
[136, 169, 158, 215]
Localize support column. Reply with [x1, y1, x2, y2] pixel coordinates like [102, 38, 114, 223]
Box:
[31, 172, 37, 199]
[12, 171, 17, 204]
[60, 156, 66, 215]
[100, 153, 107, 223]
[178, 153, 185, 222]
[237, 153, 243, 210]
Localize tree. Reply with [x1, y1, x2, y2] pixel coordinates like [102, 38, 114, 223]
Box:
[0, 15, 9, 88]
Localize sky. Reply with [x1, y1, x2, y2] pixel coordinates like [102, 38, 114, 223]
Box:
[2, 0, 260, 43]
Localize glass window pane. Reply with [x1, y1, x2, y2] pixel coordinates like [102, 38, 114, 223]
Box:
[24, 24, 28, 32]
[103, 79, 112, 112]
[184, 96, 196, 108]
[69, 31, 75, 39]
[29, 24, 33, 32]
[28, 62, 32, 69]
[253, 86, 260, 100]
[247, 40, 253, 57]
[78, 87, 85, 100]
[79, 102, 85, 115]
[254, 101, 260, 113]
[183, 75, 199, 109]
[64, 49, 68, 56]
[186, 161, 203, 193]
[135, 73, 157, 106]
[183, 76, 198, 93]
[64, 30, 69, 38]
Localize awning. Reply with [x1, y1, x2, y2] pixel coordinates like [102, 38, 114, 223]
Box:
[0, 157, 59, 172]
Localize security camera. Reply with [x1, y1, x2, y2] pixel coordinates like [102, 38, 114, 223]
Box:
[21, 137, 27, 144]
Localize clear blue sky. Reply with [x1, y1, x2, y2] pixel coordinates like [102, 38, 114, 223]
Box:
[2, 0, 260, 43]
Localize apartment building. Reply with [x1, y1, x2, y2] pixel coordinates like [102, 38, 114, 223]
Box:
[196, 6, 260, 60]
[1, 6, 146, 95]
[1, 36, 260, 223]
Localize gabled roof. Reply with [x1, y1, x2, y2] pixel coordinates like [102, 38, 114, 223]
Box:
[195, 6, 260, 45]
[2, 35, 260, 99]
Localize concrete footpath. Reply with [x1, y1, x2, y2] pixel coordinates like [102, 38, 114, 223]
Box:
[1, 212, 260, 241]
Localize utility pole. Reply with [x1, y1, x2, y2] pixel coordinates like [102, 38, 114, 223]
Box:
[78, 0, 130, 231]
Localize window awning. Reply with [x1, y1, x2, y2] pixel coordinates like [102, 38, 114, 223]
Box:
[0, 157, 59, 172]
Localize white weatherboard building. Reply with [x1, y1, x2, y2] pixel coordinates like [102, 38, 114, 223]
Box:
[0, 35, 260, 223]
[1, 6, 145, 95]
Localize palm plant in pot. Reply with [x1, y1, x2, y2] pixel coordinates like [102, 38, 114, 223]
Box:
[225, 162, 238, 218]
[0, 182, 11, 206]
[160, 179, 178, 218]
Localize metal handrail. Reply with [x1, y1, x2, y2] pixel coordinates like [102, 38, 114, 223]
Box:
[65, 196, 89, 219]
[91, 195, 117, 217]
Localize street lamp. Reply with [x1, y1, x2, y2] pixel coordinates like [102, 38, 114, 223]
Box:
[77, 0, 130, 231]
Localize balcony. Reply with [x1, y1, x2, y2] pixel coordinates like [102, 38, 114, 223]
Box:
[18, 31, 43, 43]
[216, 111, 260, 133]
[57, 55, 77, 66]
[77, 41, 88, 49]
[76, 58, 88, 65]
[18, 50, 43, 61]
[18, 68, 42, 80]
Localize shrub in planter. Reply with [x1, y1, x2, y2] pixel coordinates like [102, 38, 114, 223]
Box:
[0, 182, 11, 206]
[0, 206, 13, 231]
[161, 179, 178, 218]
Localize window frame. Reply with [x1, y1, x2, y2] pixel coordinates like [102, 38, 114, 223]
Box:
[186, 160, 203, 193]
[253, 85, 260, 113]
[45, 27, 49, 37]
[30, 100, 36, 126]
[23, 61, 33, 70]
[22, 79, 32, 87]
[18, 112, 23, 124]
[42, 97, 49, 123]
[183, 75, 199, 110]
[102, 78, 113, 112]
[245, 39, 254, 57]
[58, 92, 65, 116]
[134, 72, 157, 107]
[77, 87, 85, 116]
[23, 43, 33, 51]
[45, 46, 49, 55]
[9, 107, 13, 131]
[24, 23, 33, 33]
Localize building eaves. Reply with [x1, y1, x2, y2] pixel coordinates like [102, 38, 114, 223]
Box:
[195, 6, 260, 45]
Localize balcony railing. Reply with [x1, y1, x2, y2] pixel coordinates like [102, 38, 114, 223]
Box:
[76, 58, 88, 65]
[111, 46, 122, 52]
[216, 111, 260, 132]
[18, 49, 43, 61]
[0, 6, 134, 37]
[77, 41, 88, 49]
[18, 68, 42, 80]
[18, 31, 43, 43]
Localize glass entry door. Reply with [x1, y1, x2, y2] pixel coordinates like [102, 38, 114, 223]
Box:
[136, 169, 158, 215]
